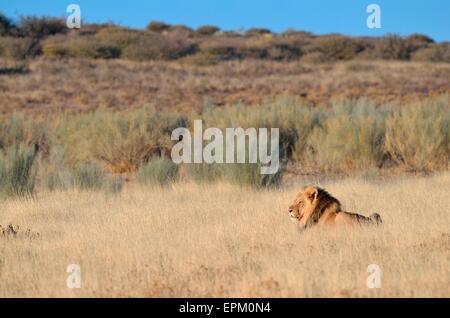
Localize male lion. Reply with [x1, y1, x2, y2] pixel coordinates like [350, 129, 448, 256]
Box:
[288, 186, 382, 229]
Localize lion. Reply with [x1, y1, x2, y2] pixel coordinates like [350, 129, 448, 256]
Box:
[288, 186, 382, 229]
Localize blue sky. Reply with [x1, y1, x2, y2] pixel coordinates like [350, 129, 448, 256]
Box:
[1, 1, 449, 41]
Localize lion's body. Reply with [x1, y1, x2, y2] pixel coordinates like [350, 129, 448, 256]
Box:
[288, 186, 382, 229]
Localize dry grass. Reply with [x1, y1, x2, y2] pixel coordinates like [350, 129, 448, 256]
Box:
[1, 174, 449, 297]
[0, 58, 449, 115]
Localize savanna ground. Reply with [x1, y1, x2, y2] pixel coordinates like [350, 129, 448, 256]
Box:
[1, 173, 449, 297]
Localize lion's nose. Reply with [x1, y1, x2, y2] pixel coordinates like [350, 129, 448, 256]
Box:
[288, 207, 293, 213]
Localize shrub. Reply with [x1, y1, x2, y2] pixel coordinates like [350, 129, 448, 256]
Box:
[121, 32, 197, 61]
[183, 163, 221, 183]
[147, 21, 171, 33]
[44, 170, 74, 191]
[384, 99, 450, 171]
[0, 114, 49, 156]
[18, 16, 66, 38]
[305, 100, 388, 172]
[221, 163, 281, 188]
[311, 36, 364, 61]
[0, 12, 14, 36]
[138, 157, 179, 185]
[195, 25, 220, 36]
[42, 35, 121, 59]
[73, 163, 105, 190]
[246, 28, 272, 37]
[83, 109, 188, 173]
[406, 33, 434, 45]
[0, 146, 38, 198]
[411, 44, 450, 63]
[373, 34, 415, 60]
[0, 36, 40, 59]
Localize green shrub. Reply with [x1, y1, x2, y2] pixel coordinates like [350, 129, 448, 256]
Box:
[43, 170, 74, 191]
[104, 175, 124, 194]
[183, 163, 221, 183]
[0, 146, 38, 198]
[221, 163, 281, 188]
[138, 157, 179, 185]
[306, 100, 388, 172]
[73, 163, 105, 190]
[384, 99, 450, 171]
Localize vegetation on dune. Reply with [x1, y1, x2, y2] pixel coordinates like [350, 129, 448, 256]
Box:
[0, 13, 449, 63]
[0, 96, 448, 195]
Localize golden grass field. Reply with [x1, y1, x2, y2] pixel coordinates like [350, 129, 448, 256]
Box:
[1, 173, 449, 297]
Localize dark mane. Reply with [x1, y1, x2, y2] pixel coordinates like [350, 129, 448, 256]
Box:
[307, 187, 342, 226]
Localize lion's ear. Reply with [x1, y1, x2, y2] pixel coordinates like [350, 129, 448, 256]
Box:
[306, 187, 318, 203]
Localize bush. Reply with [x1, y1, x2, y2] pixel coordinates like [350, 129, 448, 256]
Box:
[18, 16, 66, 38]
[138, 157, 179, 185]
[305, 100, 388, 172]
[195, 25, 220, 36]
[122, 32, 197, 61]
[373, 34, 415, 60]
[411, 44, 450, 63]
[82, 109, 188, 173]
[44, 170, 74, 191]
[311, 36, 364, 61]
[0, 36, 40, 59]
[73, 163, 105, 190]
[384, 99, 450, 171]
[42, 35, 121, 59]
[147, 21, 171, 33]
[183, 163, 221, 183]
[246, 28, 272, 37]
[0, 114, 49, 156]
[0, 12, 14, 35]
[0, 146, 38, 198]
[222, 163, 281, 188]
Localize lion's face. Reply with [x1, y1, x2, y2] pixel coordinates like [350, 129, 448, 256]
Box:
[288, 186, 319, 227]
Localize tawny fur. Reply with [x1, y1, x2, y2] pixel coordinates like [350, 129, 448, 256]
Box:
[288, 186, 382, 229]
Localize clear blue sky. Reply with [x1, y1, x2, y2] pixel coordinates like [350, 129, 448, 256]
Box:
[1, 0, 449, 41]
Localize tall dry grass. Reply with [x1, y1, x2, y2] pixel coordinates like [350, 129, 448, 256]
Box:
[0, 174, 448, 297]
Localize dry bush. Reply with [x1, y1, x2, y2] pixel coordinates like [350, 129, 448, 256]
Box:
[245, 28, 272, 37]
[75, 109, 188, 173]
[195, 25, 220, 36]
[384, 98, 450, 171]
[42, 35, 121, 59]
[18, 16, 66, 38]
[310, 35, 364, 61]
[372, 34, 416, 60]
[0, 13, 14, 36]
[412, 44, 450, 63]
[122, 31, 197, 61]
[0, 36, 40, 59]
[0, 114, 49, 156]
[147, 21, 171, 33]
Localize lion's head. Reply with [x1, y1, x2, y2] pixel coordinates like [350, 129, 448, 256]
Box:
[288, 186, 341, 228]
